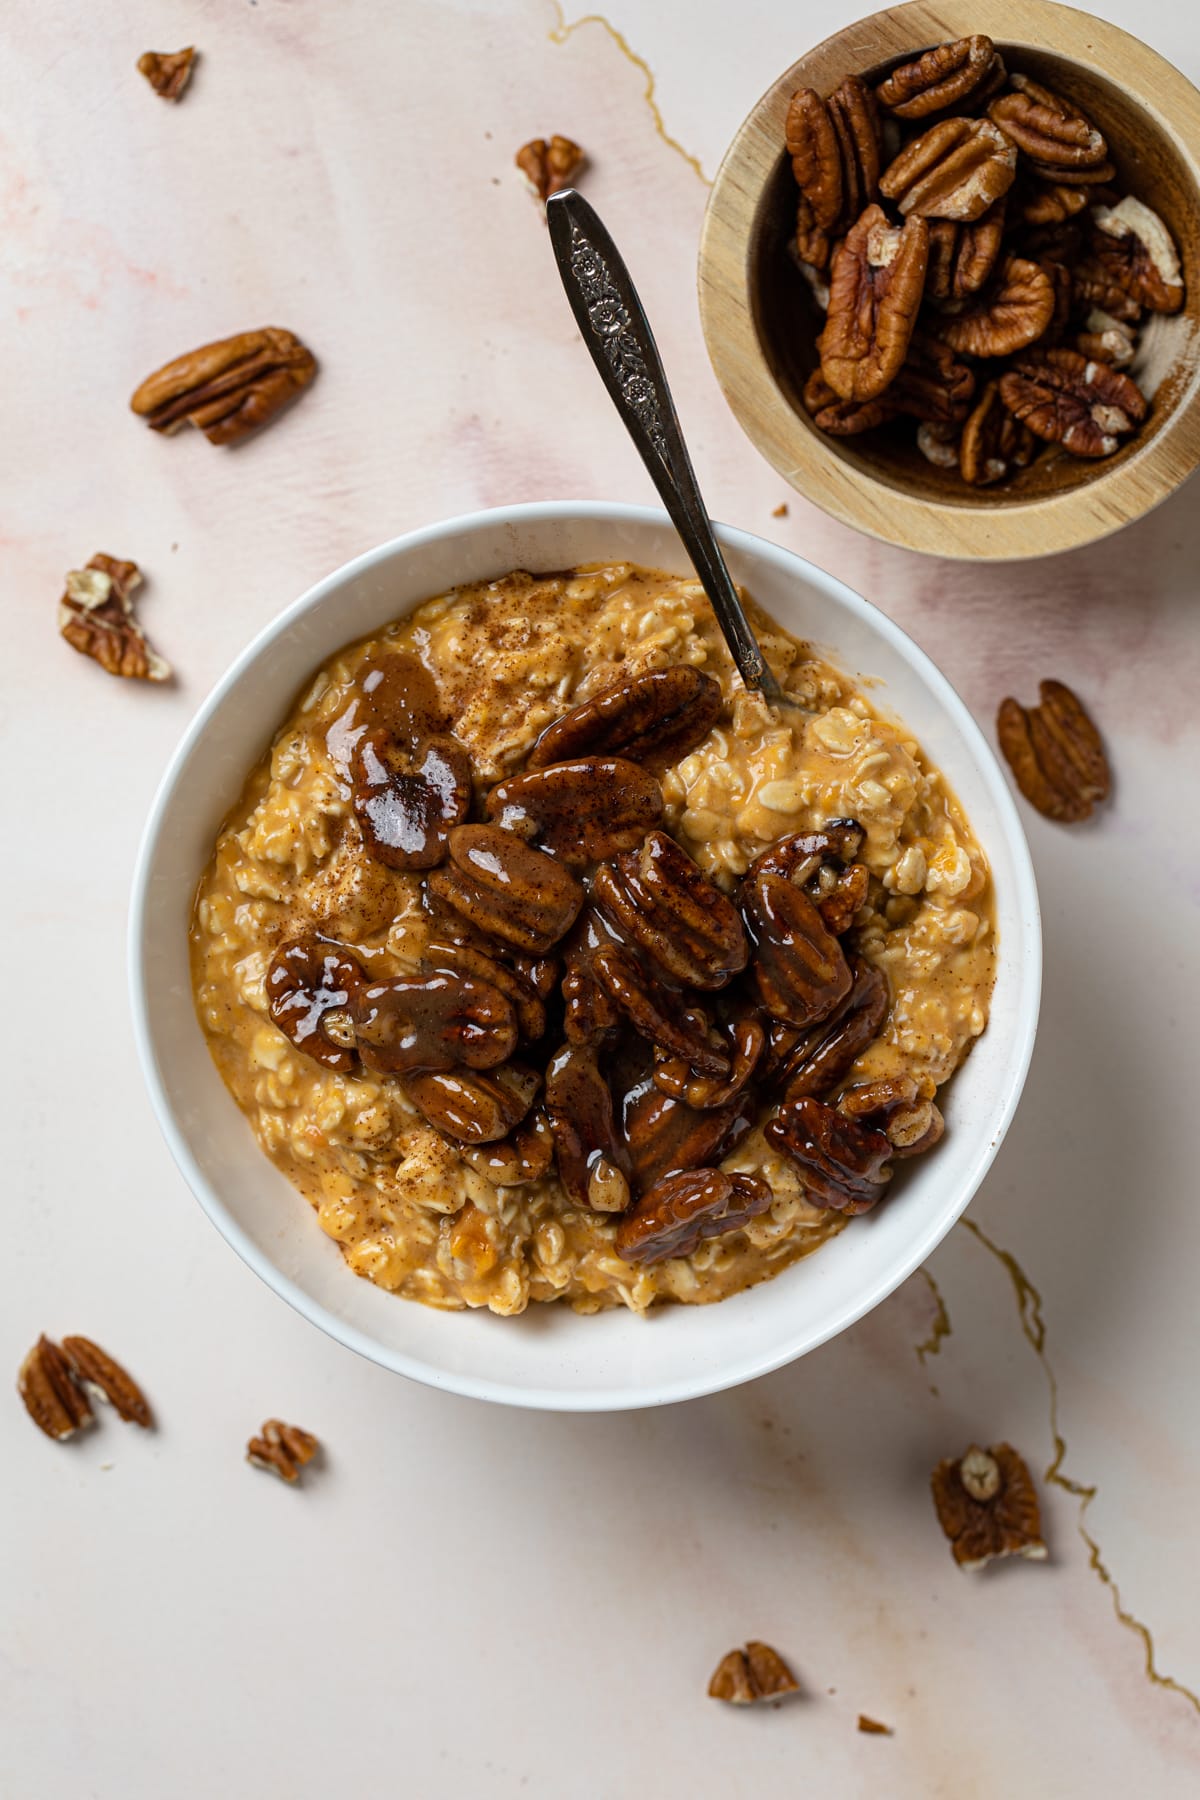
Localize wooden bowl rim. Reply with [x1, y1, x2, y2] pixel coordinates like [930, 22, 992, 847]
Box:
[698, 0, 1200, 560]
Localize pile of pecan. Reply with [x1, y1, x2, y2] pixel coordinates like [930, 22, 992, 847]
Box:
[787, 35, 1184, 484]
[267, 658, 947, 1267]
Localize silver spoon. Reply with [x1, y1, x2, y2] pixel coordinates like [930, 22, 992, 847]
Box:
[546, 187, 790, 708]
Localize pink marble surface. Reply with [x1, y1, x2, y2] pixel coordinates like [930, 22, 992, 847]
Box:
[3, 2, 1199, 1793]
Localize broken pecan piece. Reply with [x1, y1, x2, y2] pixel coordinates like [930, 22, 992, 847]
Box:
[59, 554, 170, 682]
[614, 1167, 772, 1265]
[875, 36, 1002, 120]
[18, 1336, 94, 1440]
[545, 1043, 630, 1210]
[818, 205, 929, 403]
[999, 348, 1146, 459]
[351, 973, 518, 1076]
[959, 380, 1037, 486]
[247, 1419, 320, 1485]
[742, 869, 852, 1030]
[428, 825, 584, 953]
[839, 1076, 944, 1156]
[61, 1337, 153, 1427]
[623, 1070, 756, 1190]
[765, 1096, 893, 1214]
[460, 1109, 555, 1186]
[931, 1443, 1047, 1569]
[528, 666, 721, 772]
[137, 47, 196, 100]
[352, 728, 470, 870]
[934, 255, 1056, 359]
[989, 75, 1108, 173]
[515, 135, 583, 203]
[996, 678, 1110, 823]
[267, 939, 365, 1071]
[1090, 198, 1184, 314]
[593, 831, 748, 990]
[591, 944, 728, 1075]
[130, 327, 317, 445]
[709, 1641, 800, 1705]
[880, 117, 1016, 223]
[405, 1063, 538, 1145]
[485, 757, 663, 865]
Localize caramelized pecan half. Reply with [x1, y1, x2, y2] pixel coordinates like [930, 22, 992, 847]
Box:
[880, 117, 1016, 222]
[875, 36, 1003, 120]
[999, 349, 1146, 459]
[840, 1076, 945, 1157]
[818, 205, 929, 403]
[746, 820, 868, 934]
[775, 958, 889, 1103]
[614, 1168, 773, 1265]
[544, 1044, 631, 1210]
[988, 75, 1108, 174]
[352, 727, 471, 870]
[404, 1063, 538, 1145]
[129, 327, 317, 445]
[934, 255, 1056, 358]
[460, 1109, 555, 1186]
[267, 939, 364, 1070]
[351, 973, 518, 1076]
[742, 870, 852, 1029]
[653, 1015, 766, 1111]
[592, 831, 748, 990]
[996, 678, 1111, 823]
[590, 943, 729, 1074]
[623, 1072, 755, 1191]
[428, 825, 584, 953]
[765, 1096, 893, 1214]
[485, 757, 663, 865]
[528, 666, 722, 771]
[423, 937, 551, 1041]
[959, 380, 1037, 486]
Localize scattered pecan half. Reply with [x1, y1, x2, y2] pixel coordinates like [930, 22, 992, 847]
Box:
[765, 1096, 893, 1214]
[615, 1167, 772, 1265]
[61, 1337, 153, 1427]
[959, 380, 1037, 486]
[130, 327, 317, 446]
[623, 1073, 756, 1191]
[708, 1642, 799, 1705]
[18, 1336, 94, 1440]
[934, 255, 1055, 358]
[267, 939, 365, 1070]
[405, 1063, 538, 1145]
[931, 1443, 1047, 1569]
[875, 36, 1002, 121]
[989, 75, 1108, 175]
[137, 47, 196, 100]
[545, 1043, 630, 1210]
[742, 869, 852, 1030]
[485, 756, 663, 865]
[351, 973, 518, 1076]
[999, 348, 1146, 458]
[925, 196, 1007, 301]
[591, 944, 728, 1074]
[515, 135, 583, 203]
[429, 825, 584, 953]
[880, 117, 1016, 222]
[593, 831, 748, 990]
[996, 678, 1110, 823]
[528, 666, 722, 772]
[1090, 198, 1184, 314]
[247, 1419, 320, 1485]
[352, 728, 470, 870]
[59, 554, 170, 682]
[818, 205, 929, 402]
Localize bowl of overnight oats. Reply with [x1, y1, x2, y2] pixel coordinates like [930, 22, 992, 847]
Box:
[130, 502, 1040, 1409]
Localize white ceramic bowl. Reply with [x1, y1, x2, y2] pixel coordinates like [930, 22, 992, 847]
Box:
[130, 502, 1040, 1411]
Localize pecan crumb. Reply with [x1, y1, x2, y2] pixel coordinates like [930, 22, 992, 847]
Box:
[515, 135, 584, 203]
[857, 1714, 893, 1735]
[59, 554, 171, 682]
[931, 1442, 1047, 1568]
[137, 47, 197, 101]
[996, 678, 1110, 822]
[708, 1641, 800, 1705]
[772, 502, 789, 517]
[247, 1418, 321, 1484]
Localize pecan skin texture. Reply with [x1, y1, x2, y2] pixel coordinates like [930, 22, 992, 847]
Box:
[528, 666, 721, 772]
[614, 1168, 772, 1265]
[593, 831, 748, 990]
[130, 327, 317, 445]
[775, 959, 889, 1104]
[934, 255, 1055, 359]
[428, 825, 584, 954]
[875, 36, 1002, 121]
[925, 197, 1006, 301]
[405, 1064, 538, 1145]
[1090, 200, 1184, 314]
[931, 1443, 1047, 1569]
[889, 332, 975, 426]
[997, 678, 1111, 823]
[18, 1336, 94, 1440]
[880, 117, 1016, 223]
[653, 1015, 765, 1110]
[137, 47, 196, 100]
[515, 135, 583, 202]
[960, 380, 1037, 486]
[988, 75, 1108, 173]
[59, 554, 171, 682]
[267, 939, 365, 1071]
[709, 1642, 800, 1705]
[352, 727, 470, 871]
[765, 1096, 893, 1214]
[484, 757, 663, 866]
[622, 1072, 755, 1191]
[742, 869, 852, 1030]
[545, 1044, 630, 1209]
[818, 205, 929, 404]
[351, 973, 518, 1077]
[786, 79, 881, 270]
[999, 349, 1146, 459]
[61, 1337, 153, 1427]
[247, 1419, 320, 1485]
[591, 944, 729, 1075]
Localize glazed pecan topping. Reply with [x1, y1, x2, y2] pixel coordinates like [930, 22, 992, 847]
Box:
[137, 47, 196, 100]
[817, 205, 929, 403]
[561, 924, 623, 1046]
[484, 756, 663, 865]
[59, 554, 171, 682]
[614, 1168, 773, 1265]
[130, 327, 317, 445]
[352, 728, 471, 870]
[515, 135, 583, 203]
[742, 869, 852, 1030]
[423, 937, 551, 1041]
[460, 1109, 555, 1187]
[593, 831, 748, 990]
[765, 1096, 893, 1213]
[653, 1016, 766, 1111]
[428, 824, 584, 953]
[959, 380, 1037, 486]
[999, 349, 1146, 459]
[774, 959, 889, 1103]
[622, 1072, 756, 1191]
[934, 254, 1056, 358]
[839, 1075, 945, 1155]
[931, 1443, 1047, 1569]
[351, 973, 518, 1076]
[1090, 198, 1184, 314]
[708, 1641, 800, 1705]
[802, 368, 897, 436]
[746, 820, 869, 934]
[996, 678, 1110, 823]
[875, 35, 1002, 121]
[989, 75, 1108, 174]
[405, 1063, 538, 1145]
[61, 1337, 153, 1427]
[18, 1336, 94, 1440]
[545, 1043, 630, 1210]
[529, 666, 722, 772]
[247, 1419, 320, 1485]
[267, 939, 365, 1070]
[880, 117, 1016, 222]
[591, 943, 729, 1075]
[925, 197, 1007, 301]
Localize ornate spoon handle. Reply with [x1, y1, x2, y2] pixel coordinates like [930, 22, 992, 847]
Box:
[546, 188, 784, 701]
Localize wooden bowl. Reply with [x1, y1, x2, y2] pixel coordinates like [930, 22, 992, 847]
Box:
[698, 0, 1200, 558]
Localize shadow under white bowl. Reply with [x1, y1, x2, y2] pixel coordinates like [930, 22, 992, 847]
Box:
[130, 502, 1041, 1411]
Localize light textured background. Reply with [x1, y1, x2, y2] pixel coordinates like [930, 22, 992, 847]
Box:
[4, 2, 1199, 1794]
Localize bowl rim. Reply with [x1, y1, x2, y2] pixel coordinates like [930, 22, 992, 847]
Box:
[697, 0, 1200, 561]
[128, 499, 1042, 1410]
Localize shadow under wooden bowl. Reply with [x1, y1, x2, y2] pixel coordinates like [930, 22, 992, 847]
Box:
[698, 0, 1200, 559]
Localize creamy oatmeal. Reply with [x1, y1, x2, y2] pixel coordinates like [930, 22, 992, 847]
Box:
[191, 563, 994, 1316]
